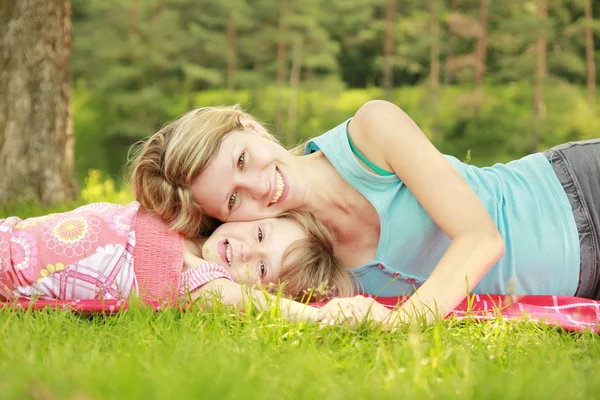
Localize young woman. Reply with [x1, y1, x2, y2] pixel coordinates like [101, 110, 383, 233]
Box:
[130, 102, 600, 323]
[0, 201, 387, 324]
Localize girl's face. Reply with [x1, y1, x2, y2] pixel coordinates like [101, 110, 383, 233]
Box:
[191, 124, 306, 223]
[202, 217, 305, 285]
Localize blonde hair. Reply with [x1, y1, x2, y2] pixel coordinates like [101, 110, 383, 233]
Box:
[275, 210, 355, 301]
[128, 105, 279, 237]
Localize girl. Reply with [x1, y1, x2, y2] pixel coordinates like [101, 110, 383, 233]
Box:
[130, 102, 600, 324]
[0, 201, 384, 324]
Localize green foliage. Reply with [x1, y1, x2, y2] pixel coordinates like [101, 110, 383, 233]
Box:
[72, 83, 600, 184]
[80, 170, 133, 205]
[1, 171, 132, 219]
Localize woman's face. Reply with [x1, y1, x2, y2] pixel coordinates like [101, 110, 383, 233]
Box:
[191, 125, 306, 223]
[202, 217, 305, 285]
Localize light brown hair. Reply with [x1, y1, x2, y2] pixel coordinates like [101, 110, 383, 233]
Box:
[276, 210, 355, 301]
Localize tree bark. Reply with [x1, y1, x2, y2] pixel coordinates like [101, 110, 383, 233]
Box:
[585, 0, 596, 107]
[227, 10, 237, 91]
[532, 0, 547, 153]
[383, 0, 396, 101]
[0, 0, 77, 206]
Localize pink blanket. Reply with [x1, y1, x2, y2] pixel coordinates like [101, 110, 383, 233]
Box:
[2, 294, 599, 333]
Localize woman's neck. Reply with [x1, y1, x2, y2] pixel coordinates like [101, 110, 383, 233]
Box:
[298, 151, 367, 236]
[300, 151, 354, 213]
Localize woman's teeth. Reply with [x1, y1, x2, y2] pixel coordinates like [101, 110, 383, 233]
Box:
[270, 170, 285, 204]
[226, 242, 232, 265]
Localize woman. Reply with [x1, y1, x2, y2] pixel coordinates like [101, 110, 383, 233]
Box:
[130, 101, 600, 323]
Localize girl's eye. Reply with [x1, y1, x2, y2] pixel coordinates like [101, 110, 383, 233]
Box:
[259, 261, 267, 278]
[237, 152, 246, 170]
[257, 227, 263, 242]
[228, 191, 238, 210]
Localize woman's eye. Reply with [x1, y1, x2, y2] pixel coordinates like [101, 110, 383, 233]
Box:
[228, 191, 238, 210]
[257, 227, 263, 242]
[259, 261, 267, 278]
[237, 153, 246, 170]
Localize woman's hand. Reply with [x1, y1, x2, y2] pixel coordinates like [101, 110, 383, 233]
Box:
[317, 295, 393, 328]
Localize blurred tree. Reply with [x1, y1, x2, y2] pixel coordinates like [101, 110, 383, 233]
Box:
[474, 0, 488, 100]
[383, 0, 397, 100]
[0, 0, 77, 205]
[585, 0, 596, 105]
[533, 0, 548, 152]
[429, 0, 441, 139]
[322, 0, 384, 88]
[446, 0, 487, 97]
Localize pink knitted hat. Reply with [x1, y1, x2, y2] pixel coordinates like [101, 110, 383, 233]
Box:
[132, 210, 184, 304]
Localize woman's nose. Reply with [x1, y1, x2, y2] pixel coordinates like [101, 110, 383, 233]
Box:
[245, 173, 269, 200]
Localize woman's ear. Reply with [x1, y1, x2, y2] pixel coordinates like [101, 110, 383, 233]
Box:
[239, 117, 270, 137]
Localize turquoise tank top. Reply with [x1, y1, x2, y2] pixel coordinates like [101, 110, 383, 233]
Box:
[305, 119, 580, 297]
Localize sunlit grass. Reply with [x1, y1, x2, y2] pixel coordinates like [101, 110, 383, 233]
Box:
[2, 190, 600, 399]
[0, 303, 599, 400]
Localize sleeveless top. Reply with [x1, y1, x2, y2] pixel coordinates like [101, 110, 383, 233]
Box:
[305, 119, 580, 297]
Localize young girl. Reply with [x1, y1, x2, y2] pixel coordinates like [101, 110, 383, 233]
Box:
[0, 201, 382, 323]
[130, 102, 600, 324]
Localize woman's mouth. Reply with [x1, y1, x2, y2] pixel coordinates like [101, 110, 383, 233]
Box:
[268, 167, 289, 206]
[218, 239, 233, 266]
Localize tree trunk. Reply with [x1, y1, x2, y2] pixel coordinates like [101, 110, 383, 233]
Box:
[0, 0, 77, 206]
[532, 0, 547, 153]
[287, 37, 303, 146]
[475, 0, 488, 99]
[275, 1, 288, 136]
[444, 0, 459, 86]
[430, 4, 440, 140]
[227, 10, 237, 91]
[383, 0, 396, 101]
[585, 0, 596, 107]
[153, 0, 166, 17]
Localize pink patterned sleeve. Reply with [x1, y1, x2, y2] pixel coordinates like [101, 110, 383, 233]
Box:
[179, 261, 232, 295]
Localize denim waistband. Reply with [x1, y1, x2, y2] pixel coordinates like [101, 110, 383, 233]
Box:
[543, 148, 598, 299]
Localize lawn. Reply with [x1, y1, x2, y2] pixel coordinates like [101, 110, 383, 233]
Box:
[0, 303, 599, 400]
[2, 201, 599, 400]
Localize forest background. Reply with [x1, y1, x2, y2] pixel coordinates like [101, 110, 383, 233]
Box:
[2, 0, 600, 206]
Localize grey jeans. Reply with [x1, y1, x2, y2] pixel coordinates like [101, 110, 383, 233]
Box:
[544, 139, 600, 300]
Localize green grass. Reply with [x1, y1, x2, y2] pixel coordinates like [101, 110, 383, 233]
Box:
[2, 202, 600, 400]
[0, 303, 599, 400]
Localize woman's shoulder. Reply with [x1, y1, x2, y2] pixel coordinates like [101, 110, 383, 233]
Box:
[303, 118, 352, 155]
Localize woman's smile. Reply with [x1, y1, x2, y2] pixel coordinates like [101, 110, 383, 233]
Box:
[268, 166, 289, 206]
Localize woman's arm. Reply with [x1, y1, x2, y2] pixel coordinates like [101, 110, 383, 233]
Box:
[349, 100, 506, 323]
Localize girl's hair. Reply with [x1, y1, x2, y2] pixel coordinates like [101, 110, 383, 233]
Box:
[275, 210, 355, 301]
[127, 105, 279, 237]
